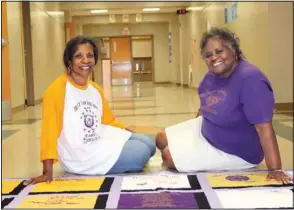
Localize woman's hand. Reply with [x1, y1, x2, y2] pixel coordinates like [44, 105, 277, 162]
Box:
[266, 170, 292, 184]
[25, 171, 53, 185]
[24, 159, 54, 185]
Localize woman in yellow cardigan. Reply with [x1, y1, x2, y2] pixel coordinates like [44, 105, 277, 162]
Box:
[27, 36, 155, 184]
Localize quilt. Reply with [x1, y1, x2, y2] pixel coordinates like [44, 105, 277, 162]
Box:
[2, 170, 293, 209]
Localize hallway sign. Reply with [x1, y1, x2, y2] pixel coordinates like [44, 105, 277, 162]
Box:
[225, 2, 238, 24]
[136, 14, 142, 22]
[122, 14, 129, 23]
[122, 27, 130, 35]
[109, 14, 116, 23]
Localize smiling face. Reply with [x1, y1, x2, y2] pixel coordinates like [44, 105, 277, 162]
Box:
[71, 43, 95, 79]
[202, 38, 238, 77]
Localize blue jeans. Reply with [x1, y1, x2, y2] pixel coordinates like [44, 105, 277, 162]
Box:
[107, 133, 156, 174]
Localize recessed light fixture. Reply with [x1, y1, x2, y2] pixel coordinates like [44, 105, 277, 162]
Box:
[142, 8, 160, 12]
[47, 11, 64, 16]
[90, 9, 108, 13]
[186, 7, 204, 11]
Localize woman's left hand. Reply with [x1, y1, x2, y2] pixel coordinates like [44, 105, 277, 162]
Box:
[266, 170, 292, 184]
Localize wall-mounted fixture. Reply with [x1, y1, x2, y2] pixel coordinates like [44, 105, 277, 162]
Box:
[2, 38, 7, 47]
[177, 9, 188, 15]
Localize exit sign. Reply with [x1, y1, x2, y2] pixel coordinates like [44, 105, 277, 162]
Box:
[177, 9, 188, 15]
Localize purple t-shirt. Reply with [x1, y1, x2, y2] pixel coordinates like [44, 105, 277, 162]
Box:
[198, 59, 275, 164]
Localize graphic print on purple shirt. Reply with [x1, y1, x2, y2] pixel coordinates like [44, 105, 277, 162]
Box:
[201, 88, 228, 114]
[198, 59, 275, 164]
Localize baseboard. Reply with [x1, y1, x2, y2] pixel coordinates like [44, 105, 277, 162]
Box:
[274, 102, 293, 113]
[11, 98, 43, 114]
[35, 98, 43, 105]
[2, 100, 12, 121]
[12, 104, 26, 114]
[154, 81, 171, 84]
[172, 83, 192, 88]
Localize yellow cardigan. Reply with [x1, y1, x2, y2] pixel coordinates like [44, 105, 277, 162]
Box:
[40, 74, 126, 164]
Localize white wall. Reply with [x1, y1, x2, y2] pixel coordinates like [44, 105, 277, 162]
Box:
[169, 14, 181, 84]
[74, 13, 180, 83]
[182, 2, 292, 104]
[6, 2, 26, 108]
[30, 2, 65, 100]
[132, 40, 152, 58]
[83, 23, 171, 83]
[268, 2, 293, 103]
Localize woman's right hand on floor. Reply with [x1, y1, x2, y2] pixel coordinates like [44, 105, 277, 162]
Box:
[24, 171, 53, 185]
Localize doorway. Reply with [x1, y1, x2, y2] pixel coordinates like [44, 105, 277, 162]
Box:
[22, 2, 35, 106]
[110, 36, 132, 85]
[131, 35, 153, 82]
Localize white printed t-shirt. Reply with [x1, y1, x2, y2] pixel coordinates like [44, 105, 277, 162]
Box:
[40, 75, 131, 175]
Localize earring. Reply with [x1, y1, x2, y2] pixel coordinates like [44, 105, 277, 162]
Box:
[67, 66, 72, 74]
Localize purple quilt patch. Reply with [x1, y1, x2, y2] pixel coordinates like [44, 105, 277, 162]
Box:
[225, 175, 250, 181]
[117, 192, 198, 209]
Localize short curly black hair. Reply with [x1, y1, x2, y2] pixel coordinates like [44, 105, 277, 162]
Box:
[200, 27, 245, 60]
[63, 36, 98, 69]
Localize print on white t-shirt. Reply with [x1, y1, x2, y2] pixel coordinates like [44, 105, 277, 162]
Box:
[73, 100, 101, 144]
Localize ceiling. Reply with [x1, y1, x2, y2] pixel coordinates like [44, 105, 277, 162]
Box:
[60, 2, 205, 16]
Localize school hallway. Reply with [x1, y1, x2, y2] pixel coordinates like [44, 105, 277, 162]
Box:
[2, 1, 293, 209]
[2, 81, 293, 178]
[2, 82, 294, 209]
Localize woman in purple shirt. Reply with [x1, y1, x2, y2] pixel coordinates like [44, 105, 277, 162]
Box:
[156, 27, 291, 184]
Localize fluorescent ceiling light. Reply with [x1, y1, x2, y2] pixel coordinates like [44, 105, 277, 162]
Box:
[47, 11, 64, 16]
[142, 8, 160, 12]
[90, 9, 108, 13]
[186, 7, 204, 11]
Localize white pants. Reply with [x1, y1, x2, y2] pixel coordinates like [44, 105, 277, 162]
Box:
[165, 116, 256, 172]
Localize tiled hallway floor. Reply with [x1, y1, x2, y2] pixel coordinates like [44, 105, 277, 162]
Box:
[2, 82, 293, 178]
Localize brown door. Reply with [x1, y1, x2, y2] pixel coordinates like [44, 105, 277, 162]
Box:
[132, 58, 153, 82]
[110, 37, 132, 85]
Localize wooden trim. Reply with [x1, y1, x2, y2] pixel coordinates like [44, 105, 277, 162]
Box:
[64, 22, 75, 40]
[132, 35, 152, 40]
[274, 102, 293, 112]
[133, 57, 152, 59]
